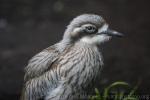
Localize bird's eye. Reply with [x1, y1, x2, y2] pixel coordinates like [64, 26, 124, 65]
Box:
[85, 26, 97, 33]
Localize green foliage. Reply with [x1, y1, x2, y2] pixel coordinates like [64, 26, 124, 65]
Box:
[91, 81, 139, 100]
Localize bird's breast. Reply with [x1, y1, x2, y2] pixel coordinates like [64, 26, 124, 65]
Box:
[58, 45, 103, 88]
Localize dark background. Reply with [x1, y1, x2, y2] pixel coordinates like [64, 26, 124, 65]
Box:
[0, 0, 150, 99]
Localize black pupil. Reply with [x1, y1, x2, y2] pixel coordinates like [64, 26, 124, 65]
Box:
[87, 26, 93, 30]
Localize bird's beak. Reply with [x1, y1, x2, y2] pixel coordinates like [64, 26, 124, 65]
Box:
[106, 29, 124, 37]
[98, 29, 124, 37]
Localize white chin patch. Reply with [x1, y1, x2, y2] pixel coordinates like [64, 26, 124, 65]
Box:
[80, 34, 111, 45]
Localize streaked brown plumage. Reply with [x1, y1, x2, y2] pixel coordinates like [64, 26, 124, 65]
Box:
[21, 14, 123, 100]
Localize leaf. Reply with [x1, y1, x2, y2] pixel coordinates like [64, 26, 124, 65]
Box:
[107, 81, 129, 90]
[103, 81, 129, 100]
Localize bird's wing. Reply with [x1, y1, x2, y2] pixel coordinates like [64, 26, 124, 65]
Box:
[21, 43, 73, 100]
[24, 45, 60, 82]
[21, 45, 61, 100]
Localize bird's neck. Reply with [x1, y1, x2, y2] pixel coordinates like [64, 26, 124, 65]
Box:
[56, 38, 73, 52]
[57, 38, 101, 54]
[76, 40, 100, 49]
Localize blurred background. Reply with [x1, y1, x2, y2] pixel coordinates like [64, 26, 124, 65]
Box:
[0, 0, 150, 99]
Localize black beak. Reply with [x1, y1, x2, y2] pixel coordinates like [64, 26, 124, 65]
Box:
[98, 29, 124, 37]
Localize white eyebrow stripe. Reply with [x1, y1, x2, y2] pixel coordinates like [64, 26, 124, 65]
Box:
[98, 24, 109, 33]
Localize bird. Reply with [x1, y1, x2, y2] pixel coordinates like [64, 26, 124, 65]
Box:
[21, 14, 123, 100]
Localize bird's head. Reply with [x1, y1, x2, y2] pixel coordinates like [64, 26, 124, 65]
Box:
[63, 14, 123, 45]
